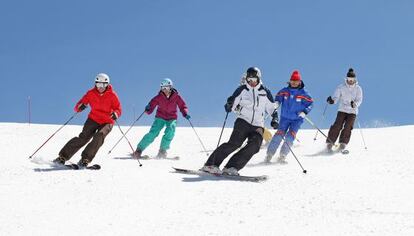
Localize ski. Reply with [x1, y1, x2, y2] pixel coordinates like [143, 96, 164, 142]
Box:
[128, 153, 179, 160]
[141, 155, 180, 160]
[64, 163, 101, 170]
[172, 167, 268, 182]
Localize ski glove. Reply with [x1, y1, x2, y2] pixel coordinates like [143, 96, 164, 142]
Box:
[145, 104, 151, 112]
[77, 103, 87, 112]
[351, 101, 355, 108]
[111, 112, 118, 121]
[298, 112, 306, 118]
[224, 102, 233, 113]
[270, 119, 279, 129]
[270, 110, 279, 129]
[185, 114, 191, 120]
[327, 96, 334, 104]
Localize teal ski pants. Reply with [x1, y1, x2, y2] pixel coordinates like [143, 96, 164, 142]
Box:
[137, 117, 177, 151]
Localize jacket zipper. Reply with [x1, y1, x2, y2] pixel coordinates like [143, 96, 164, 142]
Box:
[251, 89, 256, 124]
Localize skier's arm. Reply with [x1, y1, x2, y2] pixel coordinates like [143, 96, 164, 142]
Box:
[331, 86, 341, 104]
[146, 95, 159, 114]
[111, 92, 122, 118]
[263, 87, 278, 115]
[74, 91, 90, 112]
[225, 85, 246, 112]
[176, 94, 189, 117]
[301, 91, 314, 115]
[353, 86, 363, 108]
[275, 88, 288, 104]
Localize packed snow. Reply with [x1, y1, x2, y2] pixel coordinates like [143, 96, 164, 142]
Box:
[1, 122, 413, 236]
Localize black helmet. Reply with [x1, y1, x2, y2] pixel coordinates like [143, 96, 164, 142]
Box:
[246, 67, 261, 79]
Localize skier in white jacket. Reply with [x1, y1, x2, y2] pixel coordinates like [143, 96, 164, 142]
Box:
[201, 67, 278, 175]
[326, 68, 363, 151]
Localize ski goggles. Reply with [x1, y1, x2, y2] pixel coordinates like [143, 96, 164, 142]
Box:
[246, 77, 258, 83]
[95, 82, 109, 88]
[161, 85, 172, 90]
[346, 77, 356, 83]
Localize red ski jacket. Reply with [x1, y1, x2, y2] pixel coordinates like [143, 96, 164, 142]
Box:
[74, 85, 122, 125]
[146, 89, 188, 121]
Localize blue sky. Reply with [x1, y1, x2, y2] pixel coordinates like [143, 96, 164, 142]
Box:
[1, 0, 413, 128]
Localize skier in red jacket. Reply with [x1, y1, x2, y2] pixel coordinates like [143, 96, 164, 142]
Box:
[53, 73, 122, 167]
[133, 78, 190, 159]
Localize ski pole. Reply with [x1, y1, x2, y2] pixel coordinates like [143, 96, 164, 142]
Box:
[217, 112, 229, 148]
[281, 135, 307, 174]
[357, 120, 368, 150]
[187, 118, 209, 156]
[114, 120, 143, 167]
[29, 112, 78, 159]
[313, 103, 328, 141]
[108, 110, 145, 154]
[304, 116, 335, 144]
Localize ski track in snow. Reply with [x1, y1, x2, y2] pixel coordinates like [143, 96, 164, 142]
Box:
[1, 123, 414, 236]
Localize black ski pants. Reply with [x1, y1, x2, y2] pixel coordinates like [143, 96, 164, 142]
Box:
[59, 118, 113, 163]
[205, 118, 263, 170]
[327, 111, 356, 145]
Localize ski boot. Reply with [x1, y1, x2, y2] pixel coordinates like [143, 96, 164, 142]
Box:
[276, 155, 288, 164]
[52, 156, 66, 165]
[339, 143, 347, 150]
[133, 149, 143, 159]
[326, 143, 334, 153]
[222, 167, 239, 176]
[264, 154, 273, 163]
[200, 165, 222, 174]
[77, 159, 89, 168]
[156, 149, 167, 159]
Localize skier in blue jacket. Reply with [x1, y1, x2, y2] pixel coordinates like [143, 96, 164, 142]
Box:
[265, 70, 313, 164]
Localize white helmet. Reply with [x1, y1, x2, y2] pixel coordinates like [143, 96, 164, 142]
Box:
[95, 73, 110, 84]
[160, 78, 173, 87]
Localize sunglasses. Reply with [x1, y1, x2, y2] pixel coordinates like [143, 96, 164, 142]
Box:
[95, 82, 109, 88]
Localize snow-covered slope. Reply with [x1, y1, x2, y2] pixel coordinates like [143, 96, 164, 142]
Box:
[1, 122, 413, 236]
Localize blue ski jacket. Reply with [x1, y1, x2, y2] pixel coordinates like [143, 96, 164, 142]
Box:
[275, 82, 313, 121]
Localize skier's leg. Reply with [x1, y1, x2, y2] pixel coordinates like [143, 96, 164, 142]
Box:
[339, 113, 356, 145]
[136, 118, 166, 151]
[204, 118, 248, 167]
[160, 119, 177, 151]
[81, 123, 113, 163]
[266, 119, 290, 156]
[224, 127, 263, 170]
[58, 119, 99, 160]
[327, 112, 347, 144]
[280, 119, 303, 157]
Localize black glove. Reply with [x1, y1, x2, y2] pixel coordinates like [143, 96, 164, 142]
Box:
[224, 102, 233, 113]
[270, 110, 279, 129]
[77, 103, 86, 112]
[111, 112, 118, 121]
[271, 119, 279, 129]
[327, 96, 334, 104]
[145, 104, 151, 112]
[351, 101, 355, 108]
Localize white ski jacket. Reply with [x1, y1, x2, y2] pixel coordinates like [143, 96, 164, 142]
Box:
[228, 83, 278, 127]
[332, 80, 363, 115]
